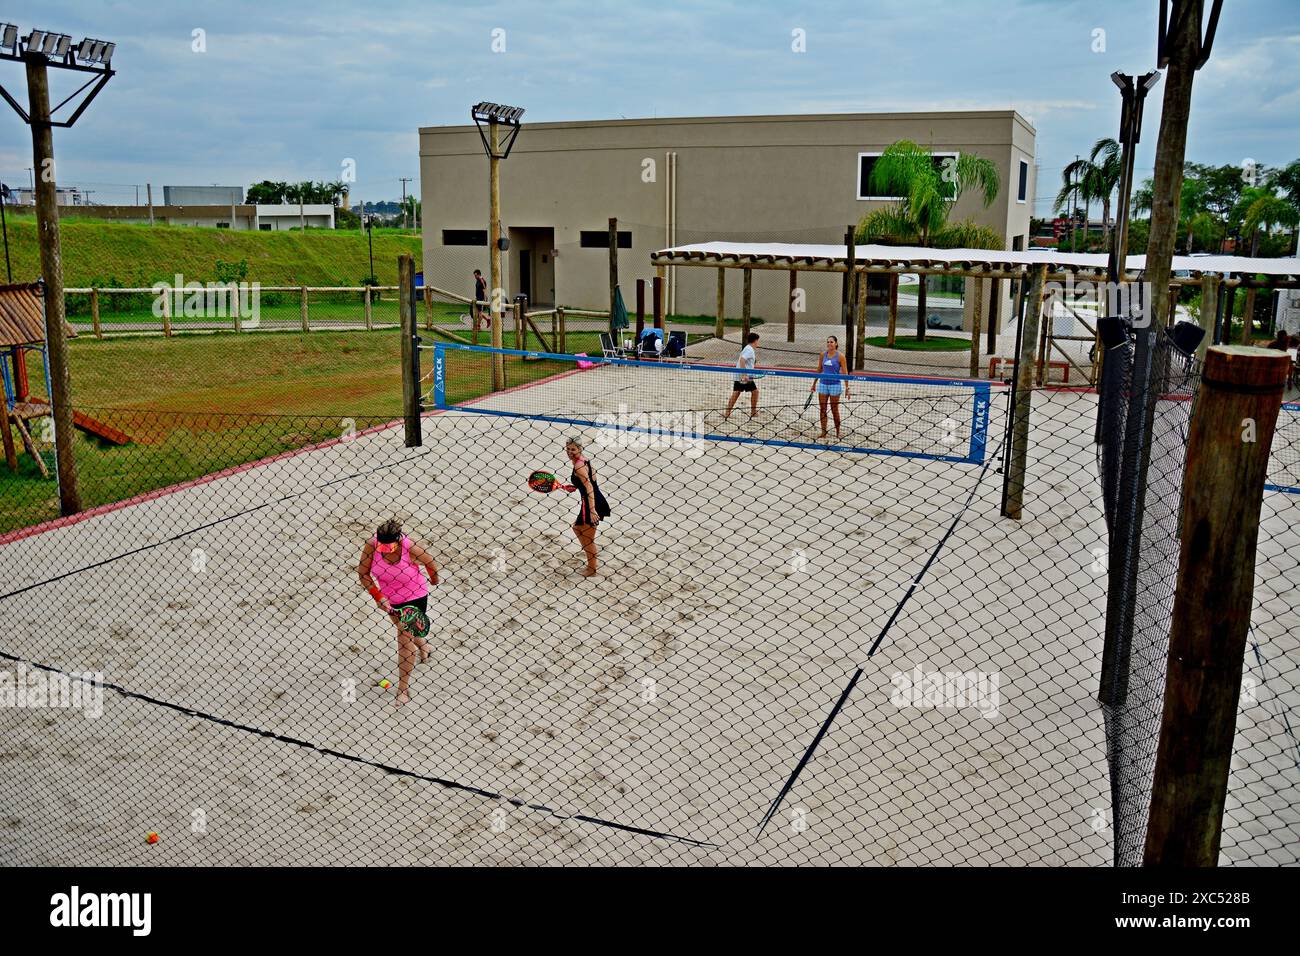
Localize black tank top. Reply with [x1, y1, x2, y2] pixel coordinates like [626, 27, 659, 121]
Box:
[572, 458, 611, 518]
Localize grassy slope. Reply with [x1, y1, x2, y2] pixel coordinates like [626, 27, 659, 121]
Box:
[2, 215, 422, 286]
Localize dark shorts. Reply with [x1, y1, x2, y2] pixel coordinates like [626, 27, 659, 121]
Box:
[732, 381, 757, 393]
[391, 596, 428, 614]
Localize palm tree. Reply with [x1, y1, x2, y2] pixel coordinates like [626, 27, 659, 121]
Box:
[1088, 138, 1124, 249]
[1241, 192, 1299, 256]
[856, 140, 1000, 339]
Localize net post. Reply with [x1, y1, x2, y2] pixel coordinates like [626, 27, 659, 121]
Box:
[967, 381, 991, 463]
[431, 343, 446, 408]
[1143, 346, 1289, 866]
[1002, 263, 1047, 520]
[399, 254, 422, 447]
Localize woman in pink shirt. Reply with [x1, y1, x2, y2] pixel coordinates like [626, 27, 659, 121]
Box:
[357, 517, 440, 707]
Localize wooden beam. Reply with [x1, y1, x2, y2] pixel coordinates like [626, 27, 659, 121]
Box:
[1003, 263, 1048, 520]
[398, 254, 421, 448]
[1242, 288, 1257, 345]
[986, 277, 1000, 358]
[608, 217, 619, 320]
[90, 287, 101, 339]
[636, 278, 646, 340]
[969, 277, 984, 378]
[652, 274, 664, 331]
[854, 268, 869, 370]
[1143, 346, 1290, 866]
[1, 411, 17, 472]
[714, 268, 726, 339]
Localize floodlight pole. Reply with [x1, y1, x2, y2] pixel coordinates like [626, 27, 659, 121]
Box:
[25, 51, 80, 514]
[488, 120, 504, 390]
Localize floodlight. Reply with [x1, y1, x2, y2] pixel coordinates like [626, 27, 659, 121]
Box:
[1, 23, 17, 52]
[100, 42, 114, 65]
[26, 29, 45, 51]
[53, 34, 71, 57]
[471, 102, 525, 126]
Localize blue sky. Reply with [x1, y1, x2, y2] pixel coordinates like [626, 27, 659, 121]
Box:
[2, 0, 1297, 216]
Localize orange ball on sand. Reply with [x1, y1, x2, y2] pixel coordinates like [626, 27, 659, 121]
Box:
[146, 831, 159, 845]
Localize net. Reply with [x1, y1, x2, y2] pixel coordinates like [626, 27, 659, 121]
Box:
[425, 343, 993, 464]
[1268, 402, 1300, 494]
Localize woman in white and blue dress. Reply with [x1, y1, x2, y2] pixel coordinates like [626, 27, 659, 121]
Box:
[809, 335, 851, 439]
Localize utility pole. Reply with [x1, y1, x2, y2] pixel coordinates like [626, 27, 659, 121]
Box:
[1, 27, 115, 515]
[399, 176, 412, 229]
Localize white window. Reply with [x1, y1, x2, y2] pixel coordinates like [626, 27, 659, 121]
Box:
[858, 151, 959, 201]
[1017, 159, 1029, 203]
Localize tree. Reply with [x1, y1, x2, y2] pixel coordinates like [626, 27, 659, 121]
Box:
[1088, 138, 1124, 249]
[246, 180, 290, 204]
[856, 140, 1001, 339]
[1240, 191, 1299, 256]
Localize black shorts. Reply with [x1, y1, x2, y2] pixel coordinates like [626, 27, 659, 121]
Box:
[391, 596, 428, 614]
[732, 381, 757, 393]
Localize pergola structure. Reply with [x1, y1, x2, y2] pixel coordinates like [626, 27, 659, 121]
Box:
[650, 241, 1300, 383]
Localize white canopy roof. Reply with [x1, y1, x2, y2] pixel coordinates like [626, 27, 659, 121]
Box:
[650, 241, 1300, 281]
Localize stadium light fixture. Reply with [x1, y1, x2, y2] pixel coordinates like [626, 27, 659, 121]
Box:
[470, 101, 525, 159]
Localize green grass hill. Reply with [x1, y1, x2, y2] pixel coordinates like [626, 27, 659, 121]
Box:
[0, 215, 422, 287]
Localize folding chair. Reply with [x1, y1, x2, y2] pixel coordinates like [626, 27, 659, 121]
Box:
[599, 332, 622, 361]
[664, 330, 687, 361]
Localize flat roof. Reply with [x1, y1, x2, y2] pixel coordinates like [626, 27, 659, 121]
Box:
[650, 242, 1300, 282]
[419, 109, 1035, 136]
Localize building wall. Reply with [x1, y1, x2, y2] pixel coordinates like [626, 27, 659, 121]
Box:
[419, 111, 1036, 321]
[163, 185, 245, 206]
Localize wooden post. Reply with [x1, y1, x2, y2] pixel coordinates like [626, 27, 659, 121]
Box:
[161, 287, 172, 337]
[635, 278, 646, 341]
[654, 265, 666, 329]
[652, 275, 664, 332]
[886, 273, 899, 347]
[986, 277, 1000, 358]
[550, 308, 558, 352]
[1, 410, 17, 472]
[1242, 288, 1256, 345]
[232, 282, 242, 334]
[557, 306, 567, 354]
[741, 267, 752, 338]
[514, 299, 524, 350]
[398, 254, 421, 447]
[714, 268, 726, 339]
[1222, 286, 1237, 344]
[488, 121, 504, 389]
[90, 287, 101, 339]
[364, 285, 374, 331]
[1197, 274, 1217, 362]
[1003, 264, 1048, 520]
[1035, 291, 1051, 385]
[854, 267, 869, 370]
[608, 217, 619, 320]
[300, 286, 309, 332]
[787, 269, 797, 342]
[1143, 346, 1290, 866]
[969, 277, 984, 378]
[842, 226, 856, 369]
[424, 288, 433, 332]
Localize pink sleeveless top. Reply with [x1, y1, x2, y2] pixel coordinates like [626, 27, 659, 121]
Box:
[369, 536, 427, 604]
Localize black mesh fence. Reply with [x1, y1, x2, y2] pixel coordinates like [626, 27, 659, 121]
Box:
[0, 340, 1297, 865]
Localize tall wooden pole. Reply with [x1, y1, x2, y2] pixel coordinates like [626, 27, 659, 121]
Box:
[25, 53, 80, 514]
[969, 277, 985, 378]
[854, 268, 869, 370]
[714, 268, 726, 339]
[986, 277, 1001, 360]
[886, 273, 899, 347]
[608, 217, 619, 322]
[842, 226, 856, 369]
[1242, 288, 1256, 345]
[1143, 346, 1289, 866]
[1002, 264, 1048, 520]
[398, 254, 422, 448]
[787, 270, 797, 342]
[741, 267, 752, 338]
[652, 274, 663, 333]
[635, 278, 645, 341]
[489, 121, 504, 390]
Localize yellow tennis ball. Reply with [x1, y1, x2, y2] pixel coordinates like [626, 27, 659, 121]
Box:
[379, 679, 391, 689]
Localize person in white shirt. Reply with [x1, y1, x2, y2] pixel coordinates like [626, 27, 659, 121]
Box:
[724, 332, 761, 420]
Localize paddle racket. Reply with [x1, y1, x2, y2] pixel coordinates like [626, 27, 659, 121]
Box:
[527, 470, 559, 493]
[391, 605, 431, 641]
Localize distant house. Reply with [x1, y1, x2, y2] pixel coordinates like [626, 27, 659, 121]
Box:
[56, 203, 336, 230]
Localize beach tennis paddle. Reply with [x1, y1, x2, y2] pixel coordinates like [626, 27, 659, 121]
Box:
[527, 470, 559, 493]
[803, 390, 815, 412]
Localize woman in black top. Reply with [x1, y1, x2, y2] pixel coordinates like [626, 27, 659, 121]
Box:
[559, 437, 609, 577]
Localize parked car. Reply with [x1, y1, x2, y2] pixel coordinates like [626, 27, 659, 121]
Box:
[926, 313, 963, 331]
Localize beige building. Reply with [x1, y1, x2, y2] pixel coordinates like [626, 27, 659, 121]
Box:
[418, 111, 1036, 323]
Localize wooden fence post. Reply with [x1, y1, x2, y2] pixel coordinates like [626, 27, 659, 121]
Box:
[986, 276, 1000, 359]
[1143, 345, 1290, 866]
[969, 276, 985, 378]
[364, 285, 373, 331]
[1242, 288, 1256, 345]
[557, 306, 567, 354]
[636, 278, 646, 340]
[300, 286, 309, 332]
[161, 286, 173, 337]
[886, 273, 899, 347]
[1, 409, 17, 472]
[1002, 263, 1048, 520]
[232, 283, 242, 334]
[514, 299, 524, 350]
[90, 287, 101, 339]
[854, 268, 869, 370]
